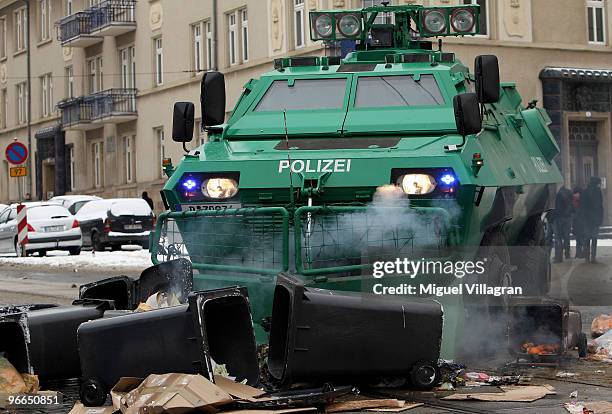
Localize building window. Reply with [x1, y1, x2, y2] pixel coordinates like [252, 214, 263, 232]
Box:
[124, 135, 134, 183]
[156, 127, 165, 178]
[294, 0, 305, 48]
[88, 57, 103, 93]
[195, 120, 207, 146]
[93, 142, 102, 188]
[0, 89, 6, 129]
[363, 0, 394, 24]
[154, 37, 163, 86]
[69, 146, 75, 191]
[65, 66, 74, 98]
[192, 22, 204, 73]
[463, 0, 488, 36]
[14, 7, 27, 52]
[587, 0, 606, 44]
[241, 9, 249, 63]
[228, 12, 237, 65]
[41, 73, 53, 117]
[17, 82, 27, 124]
[206, 21, 214, 70]
[66, 0, 73, 16]
[0, 18, 6, 59]
[39, 0, 51, 41]
[120, 46, 135, 88]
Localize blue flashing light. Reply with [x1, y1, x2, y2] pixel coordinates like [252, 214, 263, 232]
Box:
[182, 179, 198, 191]
[440, 174, 457, 186]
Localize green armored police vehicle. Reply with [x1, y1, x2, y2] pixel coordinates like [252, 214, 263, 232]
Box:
[153, 3, 562, 358]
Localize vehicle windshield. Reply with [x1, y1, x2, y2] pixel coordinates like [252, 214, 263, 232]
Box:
[355, 75, 444, 108]
[28, 205, 71, 220]
[255, 78, 347, 111]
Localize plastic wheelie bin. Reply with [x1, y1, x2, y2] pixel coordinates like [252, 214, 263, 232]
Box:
[267, 274, 444, 388]
[77, 286, 259, 407]
[0, 307, 31, 374]
[78, 258, 193, 310]
[1, 301, 111, 381]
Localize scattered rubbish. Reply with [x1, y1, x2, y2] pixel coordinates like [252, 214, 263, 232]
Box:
[21, 373, 40, 393]
[78, 287, 259, 406]
[364, 403, 424, 412]
[442, 385, 556, 402]
[463, 372, 490, 382]
[438, 360, 466, 386]
[68, 402, 116, 414]
[587, 329, 612, 363]
[437, 382, 455, 391]
[569, 390, 578, 404]
[0, 356, 27, 394]
[268, 274, 443, 388]
[591, 314, 612, 338]
[326, 398, 405, 413]
[564, 401, 612, 414]
[213, 375, 265, 401]
[116, 373, 234, 413]
[556, 372, 578, 378]
[595, 370, 605, 374]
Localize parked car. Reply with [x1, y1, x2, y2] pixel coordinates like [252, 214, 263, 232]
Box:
[0, 204, 7, 213]
[49, 195, 102, 215]
[0, 202, 82, 257]
[75, 199, 155, 251]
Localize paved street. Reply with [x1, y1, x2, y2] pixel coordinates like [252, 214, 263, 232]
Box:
[1, 246, 612, 413]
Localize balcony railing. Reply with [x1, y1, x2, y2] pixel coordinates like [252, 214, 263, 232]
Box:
[58, 97, 94, 130]
[58, 89, 137, 130]
[91, 88, 137, 121]
[57, 0, 136, 46]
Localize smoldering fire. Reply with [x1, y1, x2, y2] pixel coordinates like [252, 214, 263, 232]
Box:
[373, 283, 523, 297]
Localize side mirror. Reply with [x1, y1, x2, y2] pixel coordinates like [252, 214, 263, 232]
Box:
[172, 102, 195, 143]
[475, 55, 500, 103]
[201, 71, 226, 127]
[454, 93, 482, 137]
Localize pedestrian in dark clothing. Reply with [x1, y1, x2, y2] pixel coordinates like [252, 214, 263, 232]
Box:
[552, 186, 573, 262]
[572, 187, 585, 258]
[580, 177, 604, 263]
[142, 191, 154, 211]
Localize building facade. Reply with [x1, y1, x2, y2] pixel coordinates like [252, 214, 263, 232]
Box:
[0, 0, 610, 219]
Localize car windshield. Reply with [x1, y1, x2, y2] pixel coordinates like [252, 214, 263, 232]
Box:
[28, 205, 71, 220]
[354, 75, 444, 108]
[76, 200, 113, 219]
[255, 78, 347, 111]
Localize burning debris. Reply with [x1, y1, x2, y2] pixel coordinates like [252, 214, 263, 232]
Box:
[521, 342, 560, 356]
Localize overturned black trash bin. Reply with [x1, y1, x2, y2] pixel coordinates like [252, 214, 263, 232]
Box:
[0, 307, 31, 375]
[268, 274, 443, 388]
[1, 301, 112, 382]
[77, 286, 259, 407]
[79, 258, 193, 310]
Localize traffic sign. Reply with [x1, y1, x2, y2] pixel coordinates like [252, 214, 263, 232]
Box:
[10, 167, 27, 177]
[5, 142, 28, 165]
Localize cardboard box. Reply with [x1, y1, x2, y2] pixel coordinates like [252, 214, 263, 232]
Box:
[111, 378, 145, 412]
[121, 373, 233, 414]
[68, 402, 117, 414]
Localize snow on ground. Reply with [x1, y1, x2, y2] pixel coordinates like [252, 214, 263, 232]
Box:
[0, 246, 152, 273]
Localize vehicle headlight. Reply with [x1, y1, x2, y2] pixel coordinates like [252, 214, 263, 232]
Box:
[451, 8, 476, 33]
[398, 174, 437, 195]
[202, 178, 239, 199]
[422, 9, 447, 35]
[338, 14, 361, 37]
[314, 14, 334, 38]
